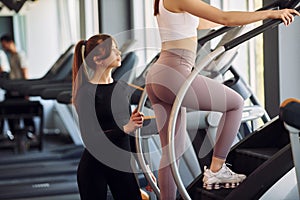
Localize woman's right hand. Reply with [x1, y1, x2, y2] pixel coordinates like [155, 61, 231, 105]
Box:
[270, 9, 300, 26]
[123, 108, 144, 134]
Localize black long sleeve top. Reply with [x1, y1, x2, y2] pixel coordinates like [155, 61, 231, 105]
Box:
[75, 80, 142, 153]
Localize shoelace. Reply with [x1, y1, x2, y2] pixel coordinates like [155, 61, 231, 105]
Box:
[223, 163, 237, 176]
[204, 163, 236, 175]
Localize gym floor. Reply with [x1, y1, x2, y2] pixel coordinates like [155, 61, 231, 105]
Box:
[0, 132, 118, 200]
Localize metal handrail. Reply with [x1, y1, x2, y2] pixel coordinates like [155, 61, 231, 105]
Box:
[135, 90, 161, 199]
[168, 47, 226, 200]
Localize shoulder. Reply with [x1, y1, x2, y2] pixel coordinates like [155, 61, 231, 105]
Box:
[0, 50, 5, 56]
[0, 50, 6, 62]
[115, 80, 130, 90]
[163, 0, 184, 12]
[15, 50, 28, 67]
[76, 83, 96, 101]
[113, 81, 134, 99]
[16, 49, 26, 58]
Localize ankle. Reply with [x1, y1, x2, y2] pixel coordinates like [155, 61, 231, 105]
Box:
[210, 157, 225, 173]
[210, 166, 222, 173]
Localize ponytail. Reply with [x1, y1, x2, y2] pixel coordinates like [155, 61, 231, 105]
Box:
[72, 40, 89, 104]
[154, 0, 160, 16]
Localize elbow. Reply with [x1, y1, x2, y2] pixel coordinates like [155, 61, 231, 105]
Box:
[218, 17, 235, 27]
[217, 13, 239, 27]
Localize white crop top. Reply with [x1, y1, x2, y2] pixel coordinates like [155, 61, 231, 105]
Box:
[156, 0, 199, 42]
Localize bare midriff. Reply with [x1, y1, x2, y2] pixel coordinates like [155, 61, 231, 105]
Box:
[161, 36, 198, 52]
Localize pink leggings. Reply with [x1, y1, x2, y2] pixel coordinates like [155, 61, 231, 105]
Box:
[145, 49, 243, 199]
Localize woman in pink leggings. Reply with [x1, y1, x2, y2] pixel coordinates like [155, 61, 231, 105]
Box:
[146, 0, 299, 199]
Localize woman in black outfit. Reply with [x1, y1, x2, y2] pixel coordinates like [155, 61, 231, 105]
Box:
[72, 34, 144, 200]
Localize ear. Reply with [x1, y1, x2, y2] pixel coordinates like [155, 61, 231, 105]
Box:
[93, 55, 103, 65]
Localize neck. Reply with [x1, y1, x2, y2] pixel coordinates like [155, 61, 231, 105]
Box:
[90, 68, 114, 84]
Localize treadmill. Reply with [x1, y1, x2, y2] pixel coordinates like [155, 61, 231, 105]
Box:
[0, 45, 74, 93]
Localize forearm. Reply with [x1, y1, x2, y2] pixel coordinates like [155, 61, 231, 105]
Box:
[179, 0, 299, 27]
[123, 109, 144, 134]
[220, 10, 271, 26]
[22, 68, 29, 79]
[123, 125, 131, 134]
[180, 0, 269, 26]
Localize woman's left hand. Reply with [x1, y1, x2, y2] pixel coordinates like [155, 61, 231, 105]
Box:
[123, 108, 144, 134]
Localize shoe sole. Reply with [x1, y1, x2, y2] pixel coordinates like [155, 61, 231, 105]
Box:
[203, 181, 242, 190]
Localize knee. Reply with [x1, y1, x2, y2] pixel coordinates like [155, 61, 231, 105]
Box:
[227, 92, 244, 112]
[234, 94, 244, 111]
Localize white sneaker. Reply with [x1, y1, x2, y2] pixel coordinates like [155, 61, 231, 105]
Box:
[202, 163, 246, 190]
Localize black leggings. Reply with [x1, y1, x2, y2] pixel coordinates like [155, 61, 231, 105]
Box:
[77, 149, 142, 200]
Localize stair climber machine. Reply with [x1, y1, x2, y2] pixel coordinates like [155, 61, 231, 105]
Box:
[131, 25, 272, 192]
[134, 1, 300, 200]
[169, 5, 300, 200]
